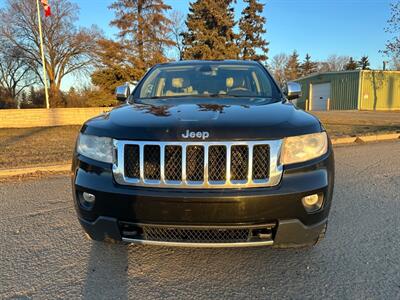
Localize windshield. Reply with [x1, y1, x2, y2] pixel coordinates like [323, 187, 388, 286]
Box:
[135, 63, 280, 100]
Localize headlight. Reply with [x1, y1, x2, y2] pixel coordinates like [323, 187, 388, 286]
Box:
[281, 132, 328, 165]
[77, 133, 114, 163]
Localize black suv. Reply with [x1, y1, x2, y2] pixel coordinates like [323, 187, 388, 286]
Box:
[72, 60, 334, 248]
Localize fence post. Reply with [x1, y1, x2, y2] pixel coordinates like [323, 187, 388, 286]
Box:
[305, 99, 309, 111]
[327, 98, 331, 111]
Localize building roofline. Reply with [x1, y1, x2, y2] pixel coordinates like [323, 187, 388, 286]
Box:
[295, 69, 400, 81]
[361, 69, 400, 74]
[295, 70, 360, 81]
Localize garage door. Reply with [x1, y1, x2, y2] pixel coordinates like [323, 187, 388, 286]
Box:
[311, 83, 331, 111]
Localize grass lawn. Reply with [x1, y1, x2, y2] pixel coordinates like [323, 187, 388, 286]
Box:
[0, 111, 399, 169]
[0, 126, 81, 170]
[312, 111, 400, 136]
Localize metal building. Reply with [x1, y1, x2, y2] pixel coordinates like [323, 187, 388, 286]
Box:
[294, 70, 400, 111]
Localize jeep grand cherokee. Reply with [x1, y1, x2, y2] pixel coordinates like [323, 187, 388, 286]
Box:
[72, 60, 334, 248]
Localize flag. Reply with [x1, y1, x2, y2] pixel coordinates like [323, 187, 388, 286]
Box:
[41, 0, 51, 17]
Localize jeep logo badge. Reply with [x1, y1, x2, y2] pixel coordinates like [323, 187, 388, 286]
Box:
[182, 130, 210, 140]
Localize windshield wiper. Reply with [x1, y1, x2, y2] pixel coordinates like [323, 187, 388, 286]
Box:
[207, 94, 269, 98]
[206, 94, 245, 98]
[144, 95, 196, 99]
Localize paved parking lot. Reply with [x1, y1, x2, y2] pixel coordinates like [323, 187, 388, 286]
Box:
[1, 141, 399, 299]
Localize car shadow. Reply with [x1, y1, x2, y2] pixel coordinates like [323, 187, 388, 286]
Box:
[0, 127, 51, 148]
[82, 241, 129, 300]
[82, 240, 324, 299]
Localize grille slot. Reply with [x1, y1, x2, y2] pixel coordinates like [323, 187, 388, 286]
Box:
[186, 146, 204, 182]
[124, 145, 140, 178]
[144, 145, 160, 180]
[208, 146, 227, 181]
[231, 145, 249, 181]
[143, 226, 251, 243]
[117, 140, 279, 188]
[165, 146, 182, 181]
[253, 145, 270, 180]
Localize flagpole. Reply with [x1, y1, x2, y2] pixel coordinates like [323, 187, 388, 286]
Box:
[36, 0, 50, 109]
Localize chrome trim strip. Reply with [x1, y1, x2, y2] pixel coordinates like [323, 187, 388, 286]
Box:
[121, 238, 274, 248]
[248, 144, 253, 182]
[204, 145, 209, 184]
[139, 144, 144, 181]
[113, 140, 283, 189]
[160, 144, 165, 183]
[226, 144, 231, 183]
[181, 144, 187, 183]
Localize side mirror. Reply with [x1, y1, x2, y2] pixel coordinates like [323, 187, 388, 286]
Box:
[285, 82, 302, 100]
[115, 85, 130, 101]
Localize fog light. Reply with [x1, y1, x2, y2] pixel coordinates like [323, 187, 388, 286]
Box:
[83, 192, 96, 203]
[78, 192, 96, 210]
[302, 193, 323, 212]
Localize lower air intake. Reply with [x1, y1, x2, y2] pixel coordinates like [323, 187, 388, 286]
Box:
[143, 226, 251, 243]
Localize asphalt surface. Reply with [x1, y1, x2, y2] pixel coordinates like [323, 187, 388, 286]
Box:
[1, 141, 399, 299]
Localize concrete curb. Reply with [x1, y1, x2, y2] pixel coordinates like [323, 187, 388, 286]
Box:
[0, 132, 399, 178]
[0, 164, 70, 178]
[331, 132, 400, 145]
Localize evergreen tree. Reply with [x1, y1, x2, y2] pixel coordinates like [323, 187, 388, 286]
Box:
[238, 0, 269, 62]
[301, 54, 317, 76]
[91, 38, 140, 94]
[285, 50, 301, 81]
[345, 57, 358, 70]
[182, 0, 239, 60]
[109, 0, 174, 78]
[358, 55, 370, 70]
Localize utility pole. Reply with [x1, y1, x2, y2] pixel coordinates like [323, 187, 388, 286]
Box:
[36, 0, 50, 109]
[383, 61, 388, 71]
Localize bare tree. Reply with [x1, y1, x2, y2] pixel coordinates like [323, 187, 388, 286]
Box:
[390, 56, 400, 70]
[383, 1, 400, 69]
[0, 44, 37, 105]
[269, 53, 289, 87]
[168, 10, 186, 60]
[0, 0, 100, 107]
[319, 55, 350, 72]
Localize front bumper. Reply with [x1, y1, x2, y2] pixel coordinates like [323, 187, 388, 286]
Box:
[72, 148, 334, 247]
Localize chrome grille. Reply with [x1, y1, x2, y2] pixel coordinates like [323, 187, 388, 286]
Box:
[114, 140, 283, 189]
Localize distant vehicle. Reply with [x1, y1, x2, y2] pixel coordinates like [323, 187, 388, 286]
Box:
[72, 60, 334, 248]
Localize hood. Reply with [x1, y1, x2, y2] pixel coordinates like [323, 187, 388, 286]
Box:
[82, 98, 323, 141]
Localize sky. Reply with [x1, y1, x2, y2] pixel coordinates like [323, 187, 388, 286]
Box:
[0, 0, 395, 89]
[74, 0, 393, 67]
